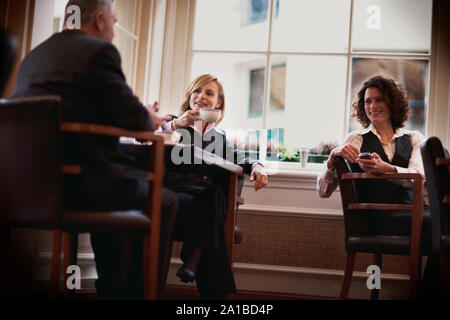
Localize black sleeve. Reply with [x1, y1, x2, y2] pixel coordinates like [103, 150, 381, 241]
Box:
[87, 43, 153, 131]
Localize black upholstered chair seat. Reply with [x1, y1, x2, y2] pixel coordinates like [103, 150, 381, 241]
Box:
[60, 210, 151, 233]
[354, 208, 433, 254]
[347, 235, 410, 254]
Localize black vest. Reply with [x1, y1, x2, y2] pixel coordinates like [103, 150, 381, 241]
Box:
[354, 130, 413, 204]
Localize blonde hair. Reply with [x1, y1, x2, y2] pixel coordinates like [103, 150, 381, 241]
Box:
[179, 74, 225, 124]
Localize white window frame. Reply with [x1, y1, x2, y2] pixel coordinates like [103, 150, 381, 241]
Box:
[158, 0, 450, 173]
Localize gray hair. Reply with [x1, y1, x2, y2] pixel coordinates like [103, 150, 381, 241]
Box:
[63, 0, 114, 27]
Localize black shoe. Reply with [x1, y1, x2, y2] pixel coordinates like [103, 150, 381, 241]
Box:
[176, 265, 196, 283]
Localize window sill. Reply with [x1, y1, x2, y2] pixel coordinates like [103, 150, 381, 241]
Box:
[262, 160, 325, 179]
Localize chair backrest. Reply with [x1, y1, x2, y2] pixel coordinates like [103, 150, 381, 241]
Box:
[0, 96, 62, 229]
[334, 156, 359, 238]
[420, 136, 450, 254]
[0, 29, 17, 97]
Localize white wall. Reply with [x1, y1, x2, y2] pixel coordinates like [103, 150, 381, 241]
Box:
[31, 0, 56, 49]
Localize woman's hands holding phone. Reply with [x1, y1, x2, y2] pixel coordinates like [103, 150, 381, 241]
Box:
[355, 152, 397, 174]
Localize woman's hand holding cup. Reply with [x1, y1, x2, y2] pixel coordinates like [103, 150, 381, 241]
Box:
[173, 108, 200, 129]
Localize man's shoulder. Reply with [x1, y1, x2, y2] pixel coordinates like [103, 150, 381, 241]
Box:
[36, 30, 113, 56]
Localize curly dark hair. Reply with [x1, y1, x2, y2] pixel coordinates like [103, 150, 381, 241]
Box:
[352, 75, 410, 131]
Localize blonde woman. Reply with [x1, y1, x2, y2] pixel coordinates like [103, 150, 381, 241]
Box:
[162, 74, 268, 299]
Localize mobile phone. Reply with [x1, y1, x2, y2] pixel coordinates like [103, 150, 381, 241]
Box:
[358, 152, 373, 160]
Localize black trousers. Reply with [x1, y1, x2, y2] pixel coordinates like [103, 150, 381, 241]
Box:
[90, 188, 177, 299]
[166, 174, 236, 299]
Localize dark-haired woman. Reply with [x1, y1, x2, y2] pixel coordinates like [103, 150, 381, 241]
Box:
[316, 75, 444, 296]
[317, 75, 425, 204]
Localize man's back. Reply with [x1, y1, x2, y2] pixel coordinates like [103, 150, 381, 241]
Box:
[14, 29, 151, 131]
[14, 29, 152, 209]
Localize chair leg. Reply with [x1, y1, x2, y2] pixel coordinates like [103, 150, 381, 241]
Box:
[439, 254, 450, 298]
[158, 240, 173, 298]
[0, 227, 11, 296]
[340, 251, 355, 299]
[409, 246, 421, 300]
[370, 254, 382, 300]
[143, 234, 158, 300]
[63, 232, 78, 299]
[50, 229, 62, 299]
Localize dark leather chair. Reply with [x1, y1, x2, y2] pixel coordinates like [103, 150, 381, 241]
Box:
[334, 156, 429, 300]
[0, 28, 17, 97]
[0, 96, 166, 299]
[420, 137, 450, 297]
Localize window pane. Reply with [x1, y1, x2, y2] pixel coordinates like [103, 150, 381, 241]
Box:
[271, 0, 351, 53]
[192, 0, 270, 51]
[269, 62, 286, 112]
[53, 0, 69, 33]
[113, 27, 136, 84]
[249, 68, 265, 117]
[349, 58, 429, 133]
[352, 0, 433, 53]
[115, 0, 138, 33]
[268, 55, 347, 150]
[191, 52, 266, 130]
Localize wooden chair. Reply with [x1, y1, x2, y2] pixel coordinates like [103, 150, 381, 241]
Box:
[221, 168, 245, 266]
[420, 137, 450, 297]
[334, 156, 428, 300]
[0, 96, 165, 299]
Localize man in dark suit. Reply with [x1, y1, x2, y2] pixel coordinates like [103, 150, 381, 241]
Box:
[14, 0, 176, 299]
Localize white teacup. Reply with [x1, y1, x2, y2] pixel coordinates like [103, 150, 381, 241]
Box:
[199, 108, 221, 123]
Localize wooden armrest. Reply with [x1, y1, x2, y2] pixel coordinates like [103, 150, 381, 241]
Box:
[61, 164, 155, 181]
[342, 172, 423, 181]
[61, 165, 82, 175]
[61, 122, 164, 143]
[444, 196, 450, 204]
[344, 172, 424, 210]
[60, 122, 163, 182]
[436, 157, 450, 166]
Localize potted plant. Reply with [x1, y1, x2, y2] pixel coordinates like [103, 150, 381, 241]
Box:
[278, 145, 300, 162]
[308, 141, 338, 164]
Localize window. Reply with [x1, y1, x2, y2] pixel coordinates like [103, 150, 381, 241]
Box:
[112, 0, 140, 88]
[190, 0, 433, 167]
[53, 0, 69, 33]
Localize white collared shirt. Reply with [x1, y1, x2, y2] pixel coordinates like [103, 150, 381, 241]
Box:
[317, 124, 426, 198]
